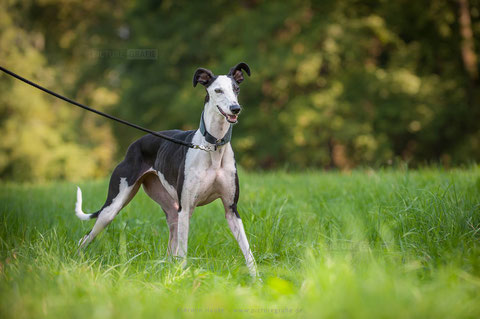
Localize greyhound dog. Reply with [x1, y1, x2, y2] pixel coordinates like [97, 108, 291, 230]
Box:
[74, 62, 258, 277]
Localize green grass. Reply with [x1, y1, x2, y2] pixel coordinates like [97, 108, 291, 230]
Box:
[1, 167, 480, 318]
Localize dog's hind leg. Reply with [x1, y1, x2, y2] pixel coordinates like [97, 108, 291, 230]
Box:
[141, 172, 180, 257]
[77, 161, 145, 249]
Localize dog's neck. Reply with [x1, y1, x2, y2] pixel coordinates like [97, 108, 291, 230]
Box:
[202, 101, 231, 141]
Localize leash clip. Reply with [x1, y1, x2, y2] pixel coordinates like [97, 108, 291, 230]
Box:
[194, 144, 216, 152]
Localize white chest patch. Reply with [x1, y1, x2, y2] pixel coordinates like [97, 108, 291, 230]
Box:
[181, 132, 237, 206]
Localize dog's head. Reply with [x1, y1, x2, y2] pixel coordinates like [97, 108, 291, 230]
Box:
[193, 62, 250, 124]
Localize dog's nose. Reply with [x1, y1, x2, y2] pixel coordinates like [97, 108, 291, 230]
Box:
[230, 104, 241, 114]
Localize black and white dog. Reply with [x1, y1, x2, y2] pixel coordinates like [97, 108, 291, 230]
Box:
[75, 63, 258, 277]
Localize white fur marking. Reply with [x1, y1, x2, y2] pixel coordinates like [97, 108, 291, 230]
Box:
[100, 177, 132, 220]
[76, 178, 133, 248]
[156, 170, 177, 201]
[207, 75, 239, 120]
[75, 187, 92, 221]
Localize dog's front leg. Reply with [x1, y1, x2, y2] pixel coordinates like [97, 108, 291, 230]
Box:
[176, 208, 190, 262]
[224, 203, 258, 277]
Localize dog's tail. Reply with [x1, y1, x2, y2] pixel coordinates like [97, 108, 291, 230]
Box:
[75, 187, 100, 220]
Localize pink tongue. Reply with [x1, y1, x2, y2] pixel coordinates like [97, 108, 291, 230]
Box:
[229, 115, 237, 121]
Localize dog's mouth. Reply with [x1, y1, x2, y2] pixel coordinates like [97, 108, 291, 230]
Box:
[217, 105, 238, 124]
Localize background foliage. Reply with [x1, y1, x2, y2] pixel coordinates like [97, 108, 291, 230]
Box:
[1, 0, 479, 181]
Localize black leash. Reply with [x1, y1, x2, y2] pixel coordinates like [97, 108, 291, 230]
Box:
[0, 65, 213, 152]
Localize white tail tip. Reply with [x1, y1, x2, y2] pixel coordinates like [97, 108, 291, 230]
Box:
[75, 186, 91, 221]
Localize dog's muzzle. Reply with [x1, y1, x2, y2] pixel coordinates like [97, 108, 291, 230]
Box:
[217, 105, 239, 124]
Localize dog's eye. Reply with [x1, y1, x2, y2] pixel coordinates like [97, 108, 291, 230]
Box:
[215, 89, 223, 94]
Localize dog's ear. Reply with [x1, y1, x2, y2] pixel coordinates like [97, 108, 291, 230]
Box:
[228, 62, 251, 84]
[193, 68, 215, 87]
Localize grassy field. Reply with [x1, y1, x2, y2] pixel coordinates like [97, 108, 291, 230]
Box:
[0, 167, 479, 318]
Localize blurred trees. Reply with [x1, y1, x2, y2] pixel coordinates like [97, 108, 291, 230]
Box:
[0, 0, 124, 181]
[1, 0, 479, 181]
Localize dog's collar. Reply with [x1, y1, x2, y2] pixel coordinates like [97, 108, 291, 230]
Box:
[199, 111, 232, 150]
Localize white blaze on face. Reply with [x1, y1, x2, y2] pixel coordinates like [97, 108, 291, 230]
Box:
[208, 75, 238, 116]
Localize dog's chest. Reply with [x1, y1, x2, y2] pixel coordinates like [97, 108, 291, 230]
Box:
[183, 146, 237, 206]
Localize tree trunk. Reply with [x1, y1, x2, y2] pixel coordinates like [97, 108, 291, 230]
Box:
[457, 0, 478, 81]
